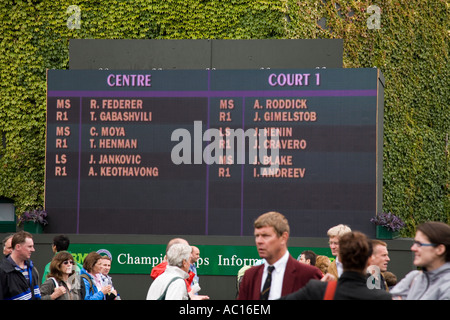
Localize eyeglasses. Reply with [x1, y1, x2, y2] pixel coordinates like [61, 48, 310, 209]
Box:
[412, 240, 437, 248]
[62, 260, 74, 265]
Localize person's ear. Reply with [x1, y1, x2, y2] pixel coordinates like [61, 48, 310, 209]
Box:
[280, 231, 289, 245]
[435, 244, 446, 257]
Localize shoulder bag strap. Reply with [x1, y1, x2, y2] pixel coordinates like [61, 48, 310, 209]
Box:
[80, 274, 94, 294]
[323, 280, 337, 300]
[157, 276, 184, 300]
[49, 277, 59, 288]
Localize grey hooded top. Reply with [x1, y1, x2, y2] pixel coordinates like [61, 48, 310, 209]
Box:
[390, 262, 450, 300]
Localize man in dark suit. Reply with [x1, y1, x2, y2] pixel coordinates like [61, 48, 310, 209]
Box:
[280, 231, 392, 300]
[237, 211, 323, 300]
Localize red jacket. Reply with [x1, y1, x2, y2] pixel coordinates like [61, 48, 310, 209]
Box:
[150, 261, 195, 292]
[237, 255, 322, 300]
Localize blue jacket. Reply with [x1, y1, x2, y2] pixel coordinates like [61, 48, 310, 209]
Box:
[0, 255, 41, 300]
[80, 268, 104, 300]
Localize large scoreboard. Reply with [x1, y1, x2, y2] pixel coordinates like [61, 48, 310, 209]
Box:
[45, 68, 384, 236]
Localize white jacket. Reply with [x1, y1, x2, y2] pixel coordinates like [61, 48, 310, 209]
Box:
[146, 265, 189, 300]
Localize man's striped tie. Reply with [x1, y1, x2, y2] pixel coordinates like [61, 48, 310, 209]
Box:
[260, 266, 275, 300]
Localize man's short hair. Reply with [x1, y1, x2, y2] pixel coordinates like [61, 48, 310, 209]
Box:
[301, 250, 317, 265]
[167, 243, 192, 268]
[53, 235, 70, 251]
[254, 211, 290, 237]
[327, 224, 352, 238]
[2, 234, 13, 249]
[165, 238, 188, 254]
[11, 231, 33, 249]
[370, 239, 387, 254]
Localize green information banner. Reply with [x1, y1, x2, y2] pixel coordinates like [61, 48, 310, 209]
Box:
[69, 243, 332, 276]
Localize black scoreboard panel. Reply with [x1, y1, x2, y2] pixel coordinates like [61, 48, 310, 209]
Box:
[45, 68, 383, 236]
[69, 39, 343, 70]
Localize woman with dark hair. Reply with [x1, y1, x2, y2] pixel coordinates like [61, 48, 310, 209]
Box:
[391, 221, 450, 300]
[80, 251, 112, 300]
[40, 251, 85, 300]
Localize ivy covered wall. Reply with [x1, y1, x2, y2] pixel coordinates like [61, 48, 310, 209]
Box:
[0, 0, 448, 236]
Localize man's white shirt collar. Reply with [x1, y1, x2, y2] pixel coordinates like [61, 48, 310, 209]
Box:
[336, 256, 343, 277]
[262, 250, 290, 300]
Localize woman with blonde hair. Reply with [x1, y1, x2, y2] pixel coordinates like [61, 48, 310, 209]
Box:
[315, 255, 331, 276]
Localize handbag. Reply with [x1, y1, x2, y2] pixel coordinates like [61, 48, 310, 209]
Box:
[157, 277, 184, 300]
